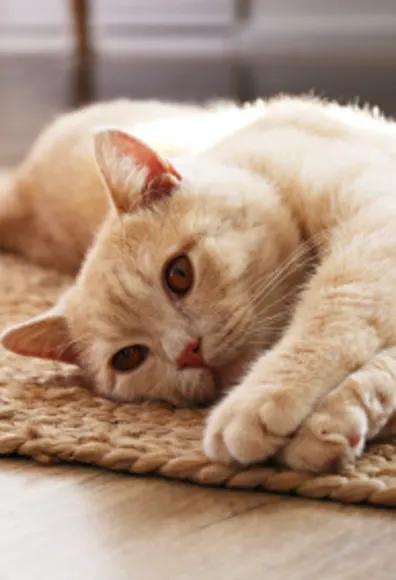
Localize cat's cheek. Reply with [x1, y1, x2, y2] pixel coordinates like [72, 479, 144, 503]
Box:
[91, 367, 118, 401]
[110, 371, 150, 403]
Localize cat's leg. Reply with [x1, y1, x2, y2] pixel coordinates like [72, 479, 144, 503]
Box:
[204, 228, 396, 465]
[280, 346, 396, 472]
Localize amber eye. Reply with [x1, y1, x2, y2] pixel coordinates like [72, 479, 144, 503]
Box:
[111, 345, 148, 373]
[164, 254, 194, 296]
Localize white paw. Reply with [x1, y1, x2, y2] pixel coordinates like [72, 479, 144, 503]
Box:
[281, 400, 368, 473]
[203, 382, 301, 465]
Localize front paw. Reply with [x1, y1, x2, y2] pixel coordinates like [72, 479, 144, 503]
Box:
[203, 382, 302, 465]
[280, 385, 369, 473]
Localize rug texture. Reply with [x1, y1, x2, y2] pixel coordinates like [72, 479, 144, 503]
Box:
[1, 254, 396, 508]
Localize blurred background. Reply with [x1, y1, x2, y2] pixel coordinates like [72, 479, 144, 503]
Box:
[1, 0, 396, 165]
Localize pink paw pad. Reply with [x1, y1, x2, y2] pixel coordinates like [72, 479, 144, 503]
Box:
[347, 433, 361, 448]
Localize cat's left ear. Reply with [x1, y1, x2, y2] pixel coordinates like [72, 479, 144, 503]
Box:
[93, 129, 182, 213]
[0, 304, 77, 365]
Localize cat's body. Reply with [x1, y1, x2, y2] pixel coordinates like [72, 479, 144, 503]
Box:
[2, 95, 396, 473]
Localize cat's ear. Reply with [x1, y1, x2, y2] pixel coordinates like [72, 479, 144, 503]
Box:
[0, 305, 77, 365]
[93, 129, 182, 213]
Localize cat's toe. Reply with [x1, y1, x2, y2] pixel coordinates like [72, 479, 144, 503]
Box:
[203, 391, 286, 464]
[203, 421, 233, 463]
[280, 407, 368, 473]
[280, 425, 349, 473]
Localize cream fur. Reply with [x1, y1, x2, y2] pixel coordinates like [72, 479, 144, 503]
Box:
[2, 96, 396, 474]
[0, 99, 262, 272]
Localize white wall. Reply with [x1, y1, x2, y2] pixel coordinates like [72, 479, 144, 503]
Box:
[253, 0, 396, 15]
[0, 0, 232, 53]
[236, 0, 396, 59]
[0, 0, 395, 58]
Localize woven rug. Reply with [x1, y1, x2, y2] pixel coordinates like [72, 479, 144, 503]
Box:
[1, 254, 396, 508]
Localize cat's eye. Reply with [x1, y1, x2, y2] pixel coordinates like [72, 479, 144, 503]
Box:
[111, 345, 148, 373]
[164, 254, 194, 296]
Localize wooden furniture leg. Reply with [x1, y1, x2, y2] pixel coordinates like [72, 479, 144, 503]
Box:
[69, 0, 94, 106]
[70, 0, 90, 61]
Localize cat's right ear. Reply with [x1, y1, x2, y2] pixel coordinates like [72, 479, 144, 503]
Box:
[0, 305, 77, 365]
[93, 129, 182, 213]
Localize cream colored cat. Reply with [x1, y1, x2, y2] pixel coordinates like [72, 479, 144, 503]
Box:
[2, 96, 396, 474]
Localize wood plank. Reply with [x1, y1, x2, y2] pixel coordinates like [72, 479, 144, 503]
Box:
[0, 458, 395, 580]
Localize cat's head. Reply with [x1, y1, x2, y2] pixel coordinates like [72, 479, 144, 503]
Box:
[1, 129, 303, 406]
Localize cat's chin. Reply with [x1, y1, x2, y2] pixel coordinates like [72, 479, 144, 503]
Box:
[94, 358, 248, 408]
[105, 367, 220, 408]
[179, 367, 221, 406]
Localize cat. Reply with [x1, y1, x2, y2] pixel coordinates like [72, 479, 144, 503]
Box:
[2, 95, 396, 474]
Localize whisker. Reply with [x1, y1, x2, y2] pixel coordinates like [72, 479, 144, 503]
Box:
[250, 255, 315, 321]
[251, 236, 316, 298]
[252, 283, 302, 324]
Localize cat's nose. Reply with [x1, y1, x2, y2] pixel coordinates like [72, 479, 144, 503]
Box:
[177, 339, 206, 369]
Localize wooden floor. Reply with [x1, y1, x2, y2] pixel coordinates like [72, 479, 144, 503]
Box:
[1, 458, 396, 580]
[1, 54, 396, 579]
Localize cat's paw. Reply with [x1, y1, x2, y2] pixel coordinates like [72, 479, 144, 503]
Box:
[280, 382, 369, 473]
[203, 382, 303, 464]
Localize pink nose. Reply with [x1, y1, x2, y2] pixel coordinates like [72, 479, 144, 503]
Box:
[177, 339, 206, 368]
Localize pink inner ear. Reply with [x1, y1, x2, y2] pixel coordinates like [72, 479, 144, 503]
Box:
[1, 314, 78, 366]
[108, 131, 182, 208]
[30, 343, 77, 365]
[4, 331, 77, 365]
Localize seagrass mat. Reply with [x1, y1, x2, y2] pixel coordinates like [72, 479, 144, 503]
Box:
[1, 254, 396, 508]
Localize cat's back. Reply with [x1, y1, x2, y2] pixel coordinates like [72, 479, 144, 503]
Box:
[207, 96, 396, 190]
